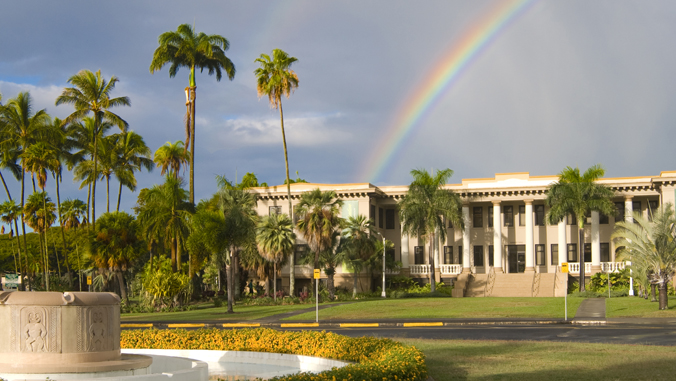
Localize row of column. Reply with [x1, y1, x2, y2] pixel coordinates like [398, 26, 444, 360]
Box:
[399, 197, 637, 273]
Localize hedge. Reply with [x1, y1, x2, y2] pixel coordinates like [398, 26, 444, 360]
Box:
[121, 328, 427, 381]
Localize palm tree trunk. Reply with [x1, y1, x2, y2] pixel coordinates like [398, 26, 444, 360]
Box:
[328, 270, 335, 300]
[106, 175, 110, 213]
[429, 233, 436, 293]
[86, 182, 91, 234]
[651, 283, 658, 302]
[42, 193, 50, 290]
[20, 168, 29, 290]
[55, 174, 73, 287]
[176, 233, 182, 272]
[116, 181, 123, 212]
[14, 218, 24, 290]
[278, 99, 295, 297]
[0, 171, 11, 201]
[171, 235, 177, 272]
[92, 119, 99, 230]
[116, 270, 128, 302]
[353, 267, 359, 298]
[227, 245, 235, 313]
[659, 281, 668, 310]
[273, 262, 277, 301]
[31, 174, 36, 193]
[52, 241, 62, 279]
[189, 85, 196, 205]
[578, 228, 585, 292]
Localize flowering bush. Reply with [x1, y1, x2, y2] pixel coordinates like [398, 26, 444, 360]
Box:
[121, 328, 427, 381]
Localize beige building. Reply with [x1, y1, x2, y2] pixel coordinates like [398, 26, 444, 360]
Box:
[250, 171, 676, 297]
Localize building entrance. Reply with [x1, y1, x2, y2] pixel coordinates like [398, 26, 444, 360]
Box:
[506, 245, 526, 273]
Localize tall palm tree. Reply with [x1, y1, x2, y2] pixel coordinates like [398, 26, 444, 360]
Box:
[24, 191, 57, 289]
[256, 213, 296, 301]
[0, 199, 24, 288]
[55, 69, 131, 230]
[613, 204, 676, 310]
[254, 49, 299, 296]
[136, 176, 194, 273]
[90, 211, 142, 302]
[94, 135, 117, 213]
[341, 215, 379, 298]
[150, 23, 236, 205]
[399, 168, 463, 293]
[0, 91, 50, 280]
[295, 188, 343, 297]
[113, 131, 153, 211]
[546, 165, 615, 291]
[60, 198, 88, 230]
[154, 141, 190, 179]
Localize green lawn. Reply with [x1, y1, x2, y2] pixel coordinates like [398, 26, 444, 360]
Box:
[606, 296, 676, 317]
[120, 303, 312, 322]
[402, 338, 676, 381]
[287, 297, 583, 320]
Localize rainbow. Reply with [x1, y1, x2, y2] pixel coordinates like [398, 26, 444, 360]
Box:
[362, 0, 537, 183]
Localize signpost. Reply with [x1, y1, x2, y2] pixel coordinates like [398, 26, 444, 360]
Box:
[314, 269, 321, 323]
[561, 263, 568, 321]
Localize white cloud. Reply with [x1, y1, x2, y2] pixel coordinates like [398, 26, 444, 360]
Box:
[0, 81, 66, 117]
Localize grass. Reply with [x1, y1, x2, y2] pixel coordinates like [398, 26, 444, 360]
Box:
[400, 338, 676, 380]
[287, 297, 583, 320]
[120, 303, 312, 322]
[606, 296, 676, 317]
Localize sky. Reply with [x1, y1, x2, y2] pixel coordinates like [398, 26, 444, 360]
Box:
[2, 0, 676, 227]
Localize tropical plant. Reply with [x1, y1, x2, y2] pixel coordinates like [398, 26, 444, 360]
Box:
[55, 69, 131, 229]
[295, 189, 343, 271]
[256, 213, 296, 301]
[0, 146, 21, 201]
[154, 141, 190, 179]
[240, 172, 268, 188]
[112, 131, 153, 211]
[613, 204, 676, 310]
[0, 199, 24, 287]
[399, 168, 463, 292]
[90, 211, 143, 301]
[255, 48, 299, 296]
[141, 255, 191, 309]
[341, 215, 379, 298]
[150, 23, 236, 205]
[23, 191, 56, 289]
[546, 165, 615, 291]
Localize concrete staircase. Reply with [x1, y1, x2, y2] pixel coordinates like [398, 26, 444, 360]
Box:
[461, 272, 563, 297]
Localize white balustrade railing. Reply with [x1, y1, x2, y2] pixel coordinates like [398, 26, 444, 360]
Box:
[440, 264, 463, 275]
[567, 262, 592, 274]
[600, 262, 626, 273]
[385, 268, 401, 275]
[410, 264, 430, 275]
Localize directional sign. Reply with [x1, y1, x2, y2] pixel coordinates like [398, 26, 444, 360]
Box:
[561, 262, 568, 273]
[313, 269, 321, 279]
[87, 275, 92, 285]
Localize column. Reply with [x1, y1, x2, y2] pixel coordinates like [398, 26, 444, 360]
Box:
[525, 200, 535, 272]
[492, 201, 503, 273]
[434, 227, 440, 268]
[462, 204, 471, 273]
[558, 220, 567, 269]
[625, 196, 634, 296]
[400, 227, 409, 276]
[591, 211, 601, 272]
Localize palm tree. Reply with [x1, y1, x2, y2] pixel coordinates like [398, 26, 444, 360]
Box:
[90, 211, 142, 302]
[113, 131, 153, 211]
[254, 48, 299, 296]
[24, 191, 57, 289]
[0, 92, 50, 280]
[295, 188, 343, 298]
[613, 204, 676, 310]
[0, 147, 21, 201]
[154, 141, 190, 179]
[0, 199, 24, 288]
[94, 135, 117, 213]
[136, 176, 194, 273]
[60, 198, 88, 230]
[55, 69, 131, 230]
[150, 23, 235, 205]
[256, 213, 296, 301]
[399, 168, 463, 292]
[341, 215, 379, 298]
[546, 165, 615, 292]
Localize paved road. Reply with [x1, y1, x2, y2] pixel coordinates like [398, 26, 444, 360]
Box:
[281, 324, 676, 346]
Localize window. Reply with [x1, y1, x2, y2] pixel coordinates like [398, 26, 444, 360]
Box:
[488, 245, 494, 266]
[473, 207, 483, 228]
[568, 213, 576, 225]
[649, 200, 659, 221]
[567, 243, 578, 262]
[633, 201, 641, 221]
[269, 206, 282, 215]
[601, 243, 610, 262]
[378, 208, 383, 229]
[599, 212, 609, 224]
[551, 244, 559, 265]
[370, 204, 376, 223]
[535, 244, 545, 266]
[504, 206, 514, 227]
[448, 217, 453, 229]
[444, 246, 453, 264]
[488, 207, 494, 227]
[414, 246, 424, 264]
[534, 205, 544, 226]
[519, 205, 526, 226]
[614, 202, 625, 222]
[386, 209, 395, 229]
[583, 243, 591, 263]
[458, 246, 463, 265]
[294, 244, 308, 263]
[386, 247, 395, 262]
[473, 246, 484, 266]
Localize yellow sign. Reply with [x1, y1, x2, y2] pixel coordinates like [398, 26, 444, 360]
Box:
[87, 275, 92, 285]
[313, 269, 321, 279]
[561, 263, 568, 273]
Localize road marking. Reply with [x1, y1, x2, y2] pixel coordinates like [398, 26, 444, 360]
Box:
[403, 322, 444, 327]
[222, 323, 261, 328]
[340, 323, 379, 328]
[281, 323, 319, 328]
[167, 323, 205, 328]
[121, 323, 154, 328]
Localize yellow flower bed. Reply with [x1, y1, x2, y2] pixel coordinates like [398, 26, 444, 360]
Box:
[121, 328, 427, 381]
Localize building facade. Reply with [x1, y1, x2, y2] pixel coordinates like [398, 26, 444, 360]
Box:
[250, 171, 676, 294]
